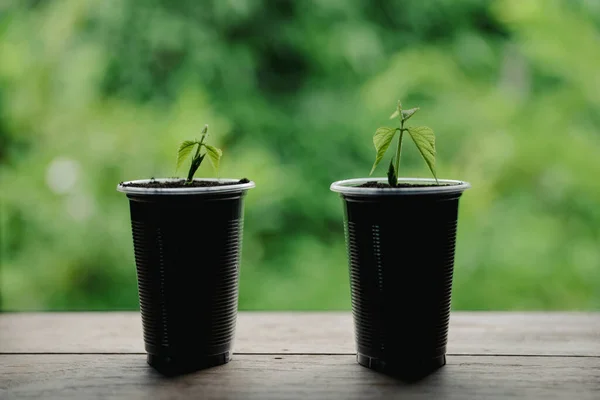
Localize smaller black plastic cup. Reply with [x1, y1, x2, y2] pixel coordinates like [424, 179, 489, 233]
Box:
[330, 178, 470, 378]
[117, 178, 255, 375]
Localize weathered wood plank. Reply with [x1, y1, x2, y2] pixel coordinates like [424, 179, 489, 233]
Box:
[1, 312, 599, 356]
[1, 354, 598, 400]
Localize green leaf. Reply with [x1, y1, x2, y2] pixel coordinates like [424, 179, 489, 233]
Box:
[401, 107, 419, 121]
[176, 140, 198, 171]
[407, 126, 437, 181]
[387, 159, 397, 187]
[203, 144, 223, 173]
[370, 127, 397, 175]
[389, 100, 402, 119]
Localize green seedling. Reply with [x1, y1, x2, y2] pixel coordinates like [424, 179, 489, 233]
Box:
[370, 101, 438, 186]
[176, 124, 223, 184]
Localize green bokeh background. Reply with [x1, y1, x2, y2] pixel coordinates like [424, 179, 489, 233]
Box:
[1, 0, 599, 311]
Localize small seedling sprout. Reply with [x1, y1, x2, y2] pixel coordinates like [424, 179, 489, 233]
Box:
[370, 101, 438, 186]
[176, 124, 223, 184]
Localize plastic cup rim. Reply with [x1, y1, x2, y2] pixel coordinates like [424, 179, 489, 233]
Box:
[330, 177, 471, 196]
[116, 178, 256, 195]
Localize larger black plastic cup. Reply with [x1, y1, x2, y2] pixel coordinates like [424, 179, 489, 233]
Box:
[330, 178, 470, 378]
[117, 178, 255, 375]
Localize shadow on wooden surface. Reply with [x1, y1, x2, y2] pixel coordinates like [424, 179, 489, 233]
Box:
[3, 354, 599, 400]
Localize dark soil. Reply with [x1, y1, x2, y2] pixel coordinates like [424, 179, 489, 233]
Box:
[121, 178, 250, 189]
[358, 181, 453, 188]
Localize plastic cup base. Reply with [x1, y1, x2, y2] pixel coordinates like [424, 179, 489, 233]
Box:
[147, 351, 231, 376]
[357, 353, 446, 380]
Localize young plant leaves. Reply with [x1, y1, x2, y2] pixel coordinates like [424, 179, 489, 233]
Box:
[401, 107, 419, 122]
[204, 144, 223, 173]
[369, 101, 440, 185]
[389, 100, 402, 119]
[406, 126, 437, 182]
[177, 124, 224, 183]
[370, 127, 398, 175]
[176, 140, 198, 171]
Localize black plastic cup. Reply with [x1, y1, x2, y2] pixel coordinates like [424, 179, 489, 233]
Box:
[117, 178, 255, 375]
[330, 177, 470, 378]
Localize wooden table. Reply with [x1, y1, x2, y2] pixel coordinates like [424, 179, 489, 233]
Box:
[0, 312, 599, 399]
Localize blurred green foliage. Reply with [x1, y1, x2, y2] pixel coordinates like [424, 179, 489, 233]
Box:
[1, 0, 599, 311]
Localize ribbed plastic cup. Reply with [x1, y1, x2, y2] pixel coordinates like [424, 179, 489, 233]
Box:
[117, 178, 255, 375]
[330, 178, 470, 377]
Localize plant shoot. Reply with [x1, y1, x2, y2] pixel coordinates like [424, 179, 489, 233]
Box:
[176, 124, 223, 184]
[370, 101, 438, 186]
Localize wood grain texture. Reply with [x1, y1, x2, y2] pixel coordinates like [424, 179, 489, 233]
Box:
[1, 354, 599, 400]
[1, 312, 599, 356]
